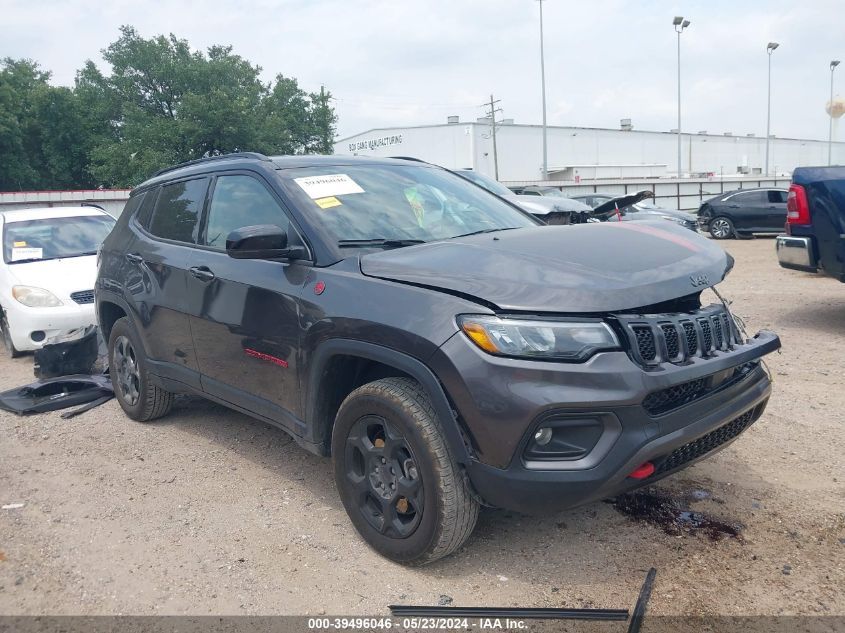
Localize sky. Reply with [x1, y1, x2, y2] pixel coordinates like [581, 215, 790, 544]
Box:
[2, 0, 843, 141]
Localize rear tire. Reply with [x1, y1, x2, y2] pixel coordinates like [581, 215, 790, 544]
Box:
[1, 314, 23, 359]
[332, 377, 479, 565]
[709, 216, 735, 239]
[108, 317, 173, 421]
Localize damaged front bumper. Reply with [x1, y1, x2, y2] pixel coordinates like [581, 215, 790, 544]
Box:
[430, 325, 780, 515]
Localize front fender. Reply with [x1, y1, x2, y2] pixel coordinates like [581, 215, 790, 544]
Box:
[304, 338, 472, 466]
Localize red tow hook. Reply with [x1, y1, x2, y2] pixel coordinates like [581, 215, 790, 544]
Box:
[628, 462, 655, 480]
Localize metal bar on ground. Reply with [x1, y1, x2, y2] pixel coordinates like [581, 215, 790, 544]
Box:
[627, 567, 657, 633]
[388, 605, 629, 621]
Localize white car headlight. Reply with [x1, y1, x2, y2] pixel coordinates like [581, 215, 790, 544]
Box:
[12, 285, 63, 308]
[458, 315, 620, 361]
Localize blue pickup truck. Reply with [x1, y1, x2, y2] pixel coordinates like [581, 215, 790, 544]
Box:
[776, 166, 845, 282]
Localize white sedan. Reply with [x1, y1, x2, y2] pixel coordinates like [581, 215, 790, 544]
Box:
[0, 206, 115, 357]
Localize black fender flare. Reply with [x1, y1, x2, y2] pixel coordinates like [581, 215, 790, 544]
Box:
[94, 290, 143, 349]
[305, 339, 471, 465]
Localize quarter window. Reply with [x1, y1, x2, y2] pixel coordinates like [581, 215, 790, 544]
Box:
[147, 178, 208, 243]
[204, 175, 289, 250]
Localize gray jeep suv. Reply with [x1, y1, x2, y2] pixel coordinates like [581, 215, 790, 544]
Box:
[96, 153, 780, 564]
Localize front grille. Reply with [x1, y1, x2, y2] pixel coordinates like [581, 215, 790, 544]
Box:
[70, 290, 95, 305]
[653, 404, 764, 476]
[614, 304, 742, 368]
[642, 362, 758, 415]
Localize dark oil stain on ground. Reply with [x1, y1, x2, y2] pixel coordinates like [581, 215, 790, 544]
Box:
[608, 488, 744, 541]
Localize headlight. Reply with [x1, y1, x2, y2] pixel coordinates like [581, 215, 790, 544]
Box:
[12, 285, 63, 308]
[458, 315, 620, 361]
[660, 215, 684, 224]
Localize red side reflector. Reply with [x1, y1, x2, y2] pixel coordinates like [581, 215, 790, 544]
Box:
[628, 462, 655, 479]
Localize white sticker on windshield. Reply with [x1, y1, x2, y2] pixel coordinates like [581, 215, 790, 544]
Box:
[11, 247, 43, 262]
[294, 174, 364, 199]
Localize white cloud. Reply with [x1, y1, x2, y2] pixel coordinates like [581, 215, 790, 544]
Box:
[2, 0, 842, 141]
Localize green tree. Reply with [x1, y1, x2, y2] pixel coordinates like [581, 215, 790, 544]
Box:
[1, 58, 102, 190]
[0, 58, 50, 190]
[0, 27, 338, 190]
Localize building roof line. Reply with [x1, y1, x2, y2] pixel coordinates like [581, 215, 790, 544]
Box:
[336, 123, 845, 145]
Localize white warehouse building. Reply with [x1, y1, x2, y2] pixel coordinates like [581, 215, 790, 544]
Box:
[335, 118, 845, 183]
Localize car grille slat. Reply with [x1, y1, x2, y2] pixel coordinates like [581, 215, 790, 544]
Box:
[661, 324, 680, 359]
[632, 325, 656, 361]
[70, 290, 95, 305]
[614, 304, 744, 368]
[699, 318, 713, 353]
[682, 321, 697, 354]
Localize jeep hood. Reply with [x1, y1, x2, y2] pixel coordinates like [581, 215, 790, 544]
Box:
[360, 223, 732, 313]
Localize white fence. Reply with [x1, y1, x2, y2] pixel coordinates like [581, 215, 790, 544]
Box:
[0, 189, 131, 218]
[502, 176, 792, 212]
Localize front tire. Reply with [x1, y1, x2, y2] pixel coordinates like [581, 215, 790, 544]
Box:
[108, 317, 173, 421]
[709, 216, 735, 239]
[1, 314, 23, 359]
[332, 377, 479, 565]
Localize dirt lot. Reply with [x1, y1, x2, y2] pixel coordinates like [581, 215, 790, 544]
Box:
[0, 237, 843, 617]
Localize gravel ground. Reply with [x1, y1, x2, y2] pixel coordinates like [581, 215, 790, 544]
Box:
[0, 237, 843, 617]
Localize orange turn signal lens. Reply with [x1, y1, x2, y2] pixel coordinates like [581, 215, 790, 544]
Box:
[460, 321, 500, 354]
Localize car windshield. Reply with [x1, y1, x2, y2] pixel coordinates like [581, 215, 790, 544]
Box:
[279, 164, 538, 246]
[456, 170, 514, 197]
[2, 214, 115, 264]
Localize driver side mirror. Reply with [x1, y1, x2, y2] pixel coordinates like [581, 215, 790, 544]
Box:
[225, 225, 307, 260]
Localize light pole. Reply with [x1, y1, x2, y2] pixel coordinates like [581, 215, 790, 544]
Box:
[765, 42, 779, 177]
[830, 60, 840, 165]
[538, 0, 548, 181]
[673, 16, 690, 179]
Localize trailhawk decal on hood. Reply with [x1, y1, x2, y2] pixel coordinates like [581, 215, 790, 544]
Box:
[360, 223, 730, 313]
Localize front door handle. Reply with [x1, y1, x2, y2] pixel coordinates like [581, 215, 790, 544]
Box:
[125, 253, 144, 264]
[189, 266, 215, 282]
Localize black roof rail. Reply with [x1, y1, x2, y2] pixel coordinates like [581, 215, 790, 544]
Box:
[151, 152, 272, 178]
[389, 156, 429, 164]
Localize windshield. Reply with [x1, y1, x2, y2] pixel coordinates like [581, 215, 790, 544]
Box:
[280, 164, 538, 246]
[2, 215, 115, 264]
[456, 170, 514, 197]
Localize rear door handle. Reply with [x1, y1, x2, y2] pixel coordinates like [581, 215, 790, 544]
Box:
[125, 253, 144, 264]
[189, 266, 215, 282]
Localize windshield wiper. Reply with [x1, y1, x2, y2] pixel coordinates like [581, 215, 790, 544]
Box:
[450, 227, 520, 239]
[337, 239, 426, 248]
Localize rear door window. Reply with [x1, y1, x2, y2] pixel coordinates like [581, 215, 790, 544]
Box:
[202, 175, 290, 250]
[768, 190, 788, 204]
[147, 178, 209, 243]
[732, 191, 766, 206]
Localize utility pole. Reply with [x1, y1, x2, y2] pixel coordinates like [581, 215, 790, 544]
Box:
[673, 17, 690, 179]
[481, 95, 503, 180]
[538, 0, 548, 181]
[765, 42, 779, 177]
[830, 60, 840, 165]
